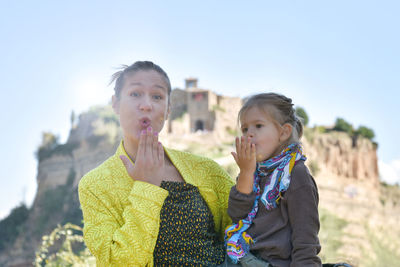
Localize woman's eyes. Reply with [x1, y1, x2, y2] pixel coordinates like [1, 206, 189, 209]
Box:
[152, 94, 163, 100]
[241, 128, 248, 133]
[129, 92, 163, 100]
[130, 92, 140, 97]
[256, 124, 263, 128]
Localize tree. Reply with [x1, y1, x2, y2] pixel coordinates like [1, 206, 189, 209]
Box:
[0, 203, 29, 250]
[295, 106, 309, 126]
[355, 125, 375, 140]
[35, 132, 59, 161]
[333, 118, 353, 134]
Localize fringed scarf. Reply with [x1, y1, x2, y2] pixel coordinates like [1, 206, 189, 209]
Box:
[225, 142, 306, 263]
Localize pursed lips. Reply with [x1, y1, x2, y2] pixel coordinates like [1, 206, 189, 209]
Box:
[139, 117, 151, 128]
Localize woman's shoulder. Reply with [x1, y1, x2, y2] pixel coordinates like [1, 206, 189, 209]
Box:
[79, 154, 125, 192]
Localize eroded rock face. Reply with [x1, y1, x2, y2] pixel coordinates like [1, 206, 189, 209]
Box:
[302, 129, 379, 185]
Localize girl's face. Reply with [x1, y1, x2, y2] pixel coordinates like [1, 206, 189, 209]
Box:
[112, 70, 170, 145]
[240, 106, 284, 162]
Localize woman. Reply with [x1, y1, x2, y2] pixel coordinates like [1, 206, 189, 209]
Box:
[78, 61, 234, 266]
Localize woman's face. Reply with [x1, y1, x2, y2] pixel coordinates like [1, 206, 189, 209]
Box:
[112, 70, 170, 144]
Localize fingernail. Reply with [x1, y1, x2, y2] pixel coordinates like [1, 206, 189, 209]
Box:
[147, 126, 152, 132]
[141, 130, 146, 135]
[154, 131, 158, 136]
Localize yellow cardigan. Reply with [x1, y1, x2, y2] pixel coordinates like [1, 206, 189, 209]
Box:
[78, 141, 234, 267]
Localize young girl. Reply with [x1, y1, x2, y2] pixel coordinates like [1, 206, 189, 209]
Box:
[224, 93, 321, 267]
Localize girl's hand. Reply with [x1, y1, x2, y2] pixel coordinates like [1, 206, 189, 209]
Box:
[231, 136, 256, 194]
[120, 127, 165, 186]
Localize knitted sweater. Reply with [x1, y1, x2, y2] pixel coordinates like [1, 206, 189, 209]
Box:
[78, 141, 234, 267]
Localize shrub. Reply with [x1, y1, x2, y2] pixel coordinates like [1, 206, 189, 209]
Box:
[295, 106, 309, 126]
[316, 125, 328, 133]
[35, 223, 95, 266]
[36, 141, 80, 162]
[0, 203, 29, 251]
[355, 126, 375, 140]
[333, 118, 353, 134]
[225, 126, 238, 136]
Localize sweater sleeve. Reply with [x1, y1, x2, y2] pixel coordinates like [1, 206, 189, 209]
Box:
[79, 179, 168, 267]
[287, 166, 322, 267]
[228, 186, 256, 223]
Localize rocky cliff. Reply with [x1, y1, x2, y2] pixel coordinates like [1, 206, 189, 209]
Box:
[0, 105, 390, 267]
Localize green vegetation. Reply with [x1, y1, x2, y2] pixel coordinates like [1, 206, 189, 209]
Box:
[88, 105, 119, 126]
[0, 203, 29, 251]
[318, 208, 348, 264]
[295, 106, 309, 126]
[332, 118, 375, 142]
[36, 132, 80, 162]
[225, 126, 238, 136]
[315, 125, 328, 133]
[355, 125, 375, 140]
[361, 226, 400, 267]
[212, 105, 226, 112]
[333, 118, 353, 135]
[380, 182, 400, 207]
[35, 223, 95, 266]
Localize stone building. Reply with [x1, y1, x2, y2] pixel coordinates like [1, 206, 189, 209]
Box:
[167, 78, 243, 139]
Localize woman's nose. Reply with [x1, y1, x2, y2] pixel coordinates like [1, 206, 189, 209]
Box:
[139, 96, 152, 111]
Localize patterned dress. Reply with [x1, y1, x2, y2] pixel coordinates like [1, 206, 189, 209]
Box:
[154, 181, 225, 266]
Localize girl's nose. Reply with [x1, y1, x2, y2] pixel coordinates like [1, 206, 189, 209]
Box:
[246, 131, 254, 138]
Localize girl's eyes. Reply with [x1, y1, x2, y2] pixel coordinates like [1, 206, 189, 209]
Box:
[241, 124, 263, 133]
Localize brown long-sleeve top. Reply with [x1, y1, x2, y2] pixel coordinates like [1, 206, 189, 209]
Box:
[228, 161, 322, 267]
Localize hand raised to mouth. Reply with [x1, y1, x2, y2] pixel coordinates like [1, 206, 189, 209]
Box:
[120, 126, 165, 186]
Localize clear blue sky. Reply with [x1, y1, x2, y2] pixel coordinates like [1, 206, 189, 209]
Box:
[1, 0, 399, 219]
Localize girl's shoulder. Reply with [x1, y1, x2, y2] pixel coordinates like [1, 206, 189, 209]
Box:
[289, 160, 318, 192]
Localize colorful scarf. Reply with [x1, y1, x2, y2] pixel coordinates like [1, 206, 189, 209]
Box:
[225, 143, 306, 263]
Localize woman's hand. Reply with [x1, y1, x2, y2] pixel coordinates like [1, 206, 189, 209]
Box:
[120, 127, 165, 186]
[231, 136, 256, 194]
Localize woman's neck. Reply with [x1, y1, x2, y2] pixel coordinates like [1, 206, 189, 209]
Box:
[122, 137, 138, 162]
